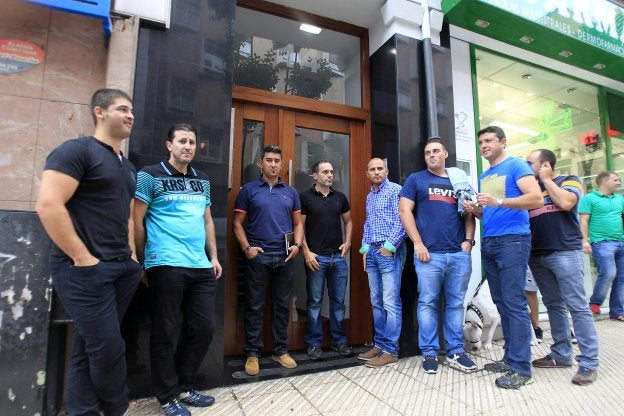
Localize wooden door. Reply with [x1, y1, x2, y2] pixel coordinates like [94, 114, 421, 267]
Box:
[224, 101, 371, 355]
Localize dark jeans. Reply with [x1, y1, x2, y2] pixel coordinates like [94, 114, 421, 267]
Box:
[482, 234, 532, 377]
[147, 266, 217, 404]
[244, 252, 294, 357]
[50, 258, 141, 416]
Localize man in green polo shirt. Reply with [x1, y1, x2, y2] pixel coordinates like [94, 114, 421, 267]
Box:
[579, 171, 624, 321]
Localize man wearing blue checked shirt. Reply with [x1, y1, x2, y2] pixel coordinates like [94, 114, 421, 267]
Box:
[357, 158, 407, 367]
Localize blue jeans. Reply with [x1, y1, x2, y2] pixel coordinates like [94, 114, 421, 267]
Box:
[482, 234, 532, 377]
[529, 251, 599, 369]
[365, 241, 406, 356]
[590, 240, 624, 316]
[414, 250, 472, 356]
[50, 258, 141, 416]
[244, 252, 294, 356]
[305, 253, 348, 347]
[147, 266, 217, 404]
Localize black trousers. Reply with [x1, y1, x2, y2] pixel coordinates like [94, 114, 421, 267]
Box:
[147, 266, 216, 404]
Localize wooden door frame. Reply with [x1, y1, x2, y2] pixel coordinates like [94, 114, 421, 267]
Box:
[225, 91, 372, 355]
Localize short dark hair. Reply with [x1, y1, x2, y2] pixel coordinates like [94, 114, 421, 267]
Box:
[425, 136, 446, 150]
[167, 123, 197, 141]
[477, 126, 506, 140]
[312, 160, 332, 174]
[535, 149, 557, 169]
[261, 144, 282, 158]
[90, 88, 132, 125]
[596, 171, 617, 186]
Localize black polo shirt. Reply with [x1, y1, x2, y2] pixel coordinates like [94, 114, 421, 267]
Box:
[44, 136, 137, 263]
[300, 186, 350, 255]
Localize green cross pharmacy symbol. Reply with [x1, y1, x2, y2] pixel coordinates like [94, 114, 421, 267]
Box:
[531, 100, 572, 149]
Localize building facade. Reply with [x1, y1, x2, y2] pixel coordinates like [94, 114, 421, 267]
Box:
[1, 0, 623, 414]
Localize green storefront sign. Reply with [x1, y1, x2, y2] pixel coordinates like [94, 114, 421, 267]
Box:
[442, 0, 624, 82]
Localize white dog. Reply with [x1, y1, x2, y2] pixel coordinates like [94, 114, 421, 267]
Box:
[463, 280, 538, 351]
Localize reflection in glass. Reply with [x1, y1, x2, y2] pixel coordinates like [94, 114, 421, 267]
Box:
[291, 128, 351, 322]
[234, 6, 361, 106]
[240, 120, 264, 184]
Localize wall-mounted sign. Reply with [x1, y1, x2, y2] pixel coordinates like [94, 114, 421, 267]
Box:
[0, 39, 44, 74]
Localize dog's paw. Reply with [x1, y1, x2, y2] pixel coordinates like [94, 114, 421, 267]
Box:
[530, 339, 539, 346]
[483, 342, 493, 350]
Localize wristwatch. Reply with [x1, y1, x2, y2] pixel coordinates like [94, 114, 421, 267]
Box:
[496, 198, 504, 207]
[463, 239, 476, 246]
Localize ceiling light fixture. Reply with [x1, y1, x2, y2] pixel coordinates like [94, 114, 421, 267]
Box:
[299, 23, 322, 34]
[475, 19, 490, 28]
[593, 63, 606, 69]
[559, 50, 573, 57]
[521, 73, 532, 80]
[519, 36, 533, 43]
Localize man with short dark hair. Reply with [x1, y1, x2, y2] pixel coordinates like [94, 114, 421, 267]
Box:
[526, 148, 599, 386]
[300, 160, 353, 360]
[36, 88, 141, 416]
[233, 145, 304, 376]
[399, 138, 476, 374]
[463, 126, 543, 389]
[134, 124, 222, 415]
[579, 171, 624, 321]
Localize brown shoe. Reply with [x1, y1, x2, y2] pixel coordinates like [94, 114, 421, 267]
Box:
[272, 353, 297, 369]
[365, 352, 398, 368]
[357, 347, 381, 361]
[245, 356, 259, 376]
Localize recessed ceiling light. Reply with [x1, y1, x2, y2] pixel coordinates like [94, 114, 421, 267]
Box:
[567, 87, 577, 93]
[299, 23, 322, 34]
[475, 20, 490, 28]
[559, 50, 573, 57]
[593, 63, 606, 69]
[519, 36, 533, 43]
[521, 73, 532, 80]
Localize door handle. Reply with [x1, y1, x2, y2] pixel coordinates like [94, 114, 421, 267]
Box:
[227, 107, 235, 191]
[288, 159, 293, 186]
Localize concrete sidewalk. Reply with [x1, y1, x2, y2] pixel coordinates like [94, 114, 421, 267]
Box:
[127, 318, 621, 416]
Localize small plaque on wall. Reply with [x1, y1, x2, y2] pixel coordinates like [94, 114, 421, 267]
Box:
[0, 39, 44, 74]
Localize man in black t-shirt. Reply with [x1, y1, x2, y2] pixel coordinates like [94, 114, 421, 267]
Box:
[36, 89, 141, 416]
[300, 160, 353, 360]
[526, 149, 599, 386]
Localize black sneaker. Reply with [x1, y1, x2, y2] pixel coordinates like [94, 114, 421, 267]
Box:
[572, 366, 597, 385]
[484, 360, 510, 373]
[307, 345, 324, 360]
[179, 390, 215, 407]
[422, 355, 439, 374]
[532, 355, 572, 368]
[534, 327, 543, 342]
[495, 371, 534, 389]
[161, 399, 190, 416]
[331, 343, 353, 356]
[446, 352, 477, 371]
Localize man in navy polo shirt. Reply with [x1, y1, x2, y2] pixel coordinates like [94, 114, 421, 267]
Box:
[300, 160, 353, 360]
[36, 88, 142, 416]
[233, 145, 304, 376]
[134, 124, 222, 416]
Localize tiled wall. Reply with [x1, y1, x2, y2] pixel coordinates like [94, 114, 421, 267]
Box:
[0, 0, 107, 211]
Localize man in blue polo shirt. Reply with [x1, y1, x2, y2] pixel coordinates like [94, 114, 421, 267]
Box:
[300, 160, 353, 360]
[134, 123, 221, 416]
[36, 88, 142, 416]
[233, 145, 304, 376]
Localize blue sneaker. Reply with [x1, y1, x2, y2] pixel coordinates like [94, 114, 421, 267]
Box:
[422, 355, 439, 374]
[179, 390, 216, 407]
[446, 352, 477, 371]
[161, 399, 190, 416]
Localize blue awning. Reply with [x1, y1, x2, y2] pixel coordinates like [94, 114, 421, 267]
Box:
[25, 0, 112, 40]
